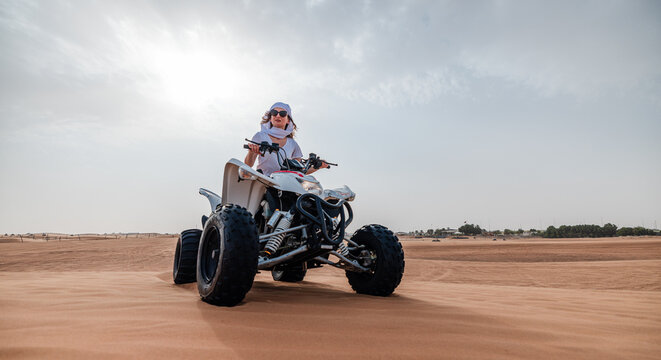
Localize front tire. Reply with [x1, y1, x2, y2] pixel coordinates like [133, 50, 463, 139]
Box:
[173, 229, 202, 284]
[197, 204, 259, 306]
[346, 225, 404, 296]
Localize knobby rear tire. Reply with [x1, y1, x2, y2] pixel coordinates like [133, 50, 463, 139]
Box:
[197, 204, 259, 306]
[173, 229, 202, 284]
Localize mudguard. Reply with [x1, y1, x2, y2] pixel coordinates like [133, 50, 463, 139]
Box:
[199, 188, 222, 212]
[222, 159, 278, 215]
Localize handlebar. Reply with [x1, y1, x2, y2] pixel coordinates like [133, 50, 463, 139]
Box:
[244, 138, 280, 155]
[244, 139, 337, 172]
[306, 153, 337, 169]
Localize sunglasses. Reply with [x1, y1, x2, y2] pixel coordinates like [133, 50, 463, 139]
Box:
[270, 109, 288, 117]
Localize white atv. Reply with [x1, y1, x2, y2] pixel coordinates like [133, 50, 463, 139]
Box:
[172, 139, 405, 306]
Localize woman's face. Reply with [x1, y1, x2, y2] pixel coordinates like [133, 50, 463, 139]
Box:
[269, 107, 289, 129]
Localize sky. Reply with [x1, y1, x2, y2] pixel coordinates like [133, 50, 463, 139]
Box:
[1, 0, 660, 234]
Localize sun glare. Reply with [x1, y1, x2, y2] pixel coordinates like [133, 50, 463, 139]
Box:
[152, 50, 240, 109]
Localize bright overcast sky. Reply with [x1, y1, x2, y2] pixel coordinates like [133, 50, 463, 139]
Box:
[1, 0, 660, 234]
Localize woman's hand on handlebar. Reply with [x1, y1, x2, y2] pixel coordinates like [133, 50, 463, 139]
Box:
[247, 144, 260, 155]
[305, 160, 330, 174]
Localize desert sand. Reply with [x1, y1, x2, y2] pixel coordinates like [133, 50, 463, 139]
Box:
[1, 234, 660, 359]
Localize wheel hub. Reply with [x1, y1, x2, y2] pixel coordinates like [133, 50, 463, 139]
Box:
[201, 228, 220, 283]
[358, 249, 376, 268]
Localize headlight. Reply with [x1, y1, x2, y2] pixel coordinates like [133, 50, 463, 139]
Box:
[324, 186, 355, 201]
[238, 167, 256, 180]
[298, 179, 323, 195]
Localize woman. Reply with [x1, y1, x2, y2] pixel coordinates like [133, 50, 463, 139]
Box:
[244, 102, 328, 176]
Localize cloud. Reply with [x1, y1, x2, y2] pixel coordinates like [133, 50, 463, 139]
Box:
[347, 68, 466, 107]
[1, 0, 659, 233]
[1, 0, 659, 139]
[456, 1, 661, 98]
[237, 0, 661, 104]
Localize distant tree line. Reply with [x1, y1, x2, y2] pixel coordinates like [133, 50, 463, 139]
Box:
[412, 228, 455, 237]
[458, 224, 482, 235]
[542, 224, 658, 238]
[409, 223, 658, 238]
[542, 224, 617, 238]
[615, 227, 656, 237]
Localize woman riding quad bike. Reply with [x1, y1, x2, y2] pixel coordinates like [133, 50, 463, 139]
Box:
[172, 103, 404, 306]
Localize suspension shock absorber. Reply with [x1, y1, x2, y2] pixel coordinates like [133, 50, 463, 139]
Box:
[263, 211, 294, 257]
[337, 242, 349, 256]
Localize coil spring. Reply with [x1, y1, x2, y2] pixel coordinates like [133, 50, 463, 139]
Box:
[337, 242, 349, 256]
[264, 213, 293, 256]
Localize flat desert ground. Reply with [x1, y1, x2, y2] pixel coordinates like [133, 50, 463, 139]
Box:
[1, 234, 660, 359]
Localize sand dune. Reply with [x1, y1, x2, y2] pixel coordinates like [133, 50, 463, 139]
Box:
[1, 236, 660, 359]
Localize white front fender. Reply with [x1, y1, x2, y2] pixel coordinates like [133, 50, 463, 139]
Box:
[222, 159, 278, 215]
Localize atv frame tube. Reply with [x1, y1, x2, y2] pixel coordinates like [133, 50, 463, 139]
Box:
[295, 193, 353, 245]
[258, 224, 308, 242]
[313, 250, 370, 273]
[258, 245, 309, 270]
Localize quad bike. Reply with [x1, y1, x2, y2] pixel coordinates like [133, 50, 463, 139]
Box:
[172, 139, 405, 306]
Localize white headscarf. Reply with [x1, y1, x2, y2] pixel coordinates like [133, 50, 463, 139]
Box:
[261, 122, 293, 139]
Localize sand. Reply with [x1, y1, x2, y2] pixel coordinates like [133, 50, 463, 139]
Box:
[1, 235, 660, 359]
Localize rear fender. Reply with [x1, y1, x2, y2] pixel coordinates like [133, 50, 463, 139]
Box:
[199, 188, 222, 212]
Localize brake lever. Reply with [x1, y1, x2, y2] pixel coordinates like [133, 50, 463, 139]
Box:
[317, 159, 337, 168]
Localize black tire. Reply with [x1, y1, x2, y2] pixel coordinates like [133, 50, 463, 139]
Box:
[345, 224, 405, 296]
[173, 229, 202, 284]
[197, 204, 259, 306]
[272, 262, 307, 282]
